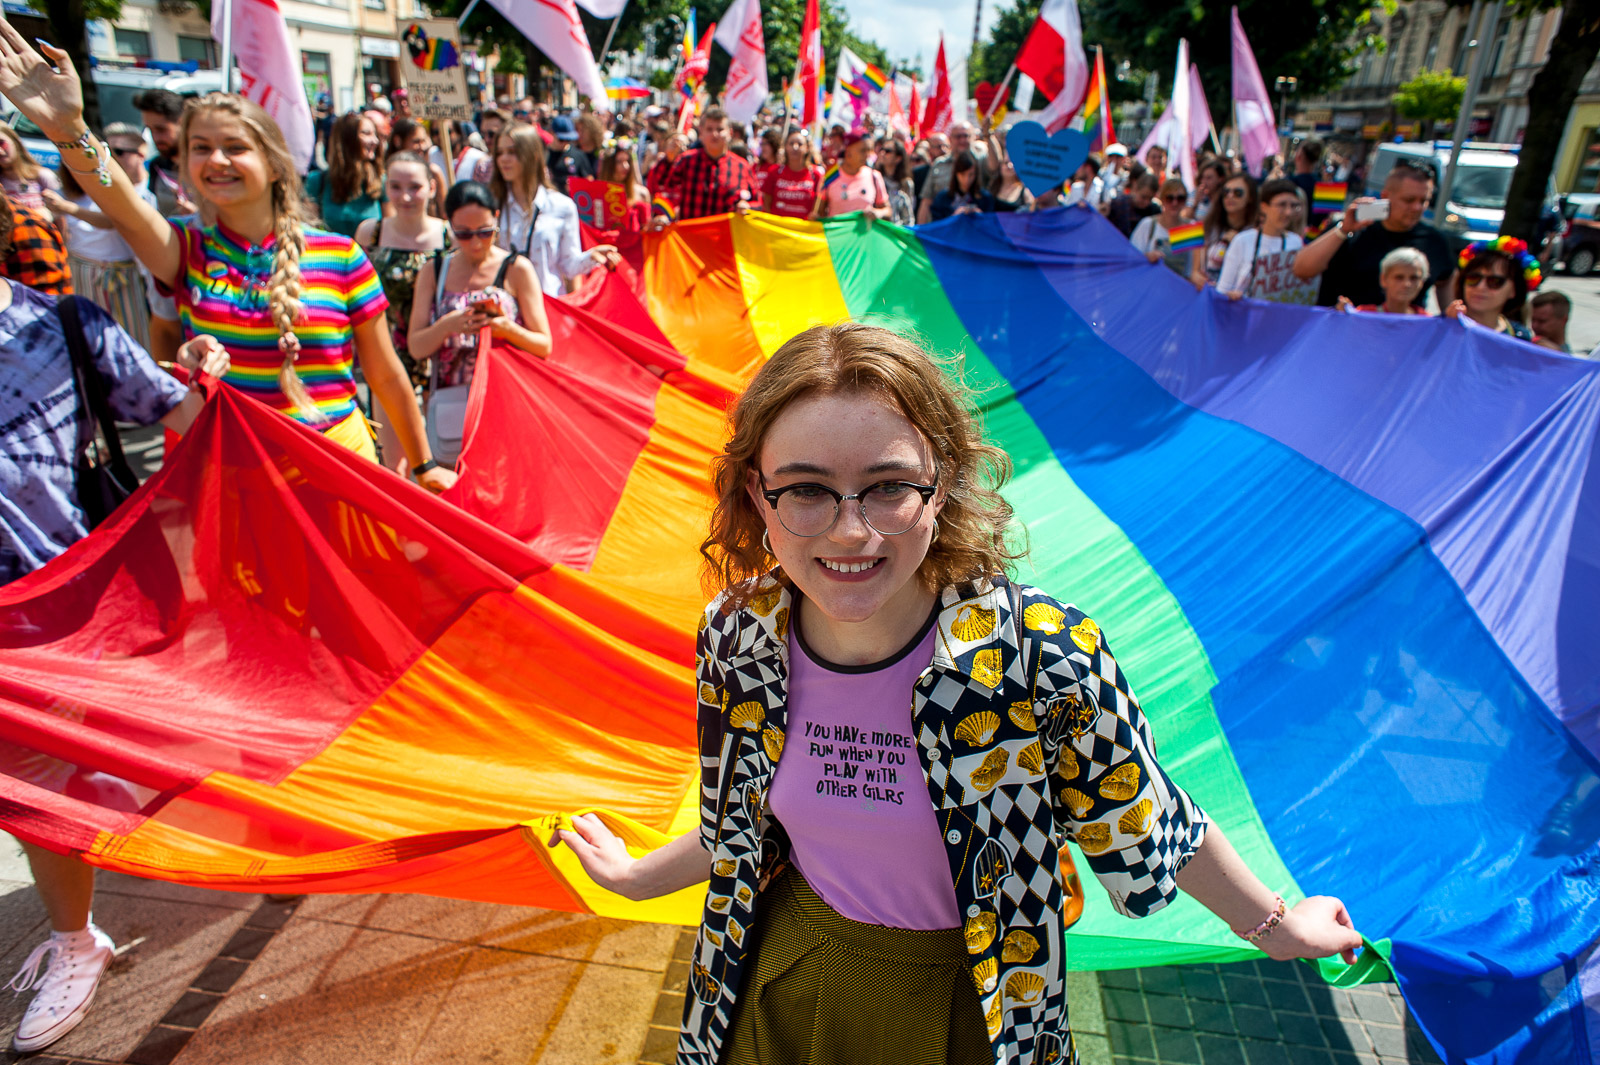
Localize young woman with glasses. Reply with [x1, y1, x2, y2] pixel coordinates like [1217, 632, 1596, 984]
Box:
[408, 181, 550, 391]
[1130, 177, 1191, 275]
[875, 137, 916, 226]
[557, 323, 1363, 1065]
[1442, 237, 1539, 340]
[1191, 174, 1257, 290]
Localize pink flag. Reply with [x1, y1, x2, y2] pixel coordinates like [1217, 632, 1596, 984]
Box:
[713, 0, 767, 125]
[485, 0, 611, 112]
[1232, 6, 1278, 174]
[1188, 64, 1214, 152]
[1016, 0, 1090, 134]
[212, 0, 313, 173]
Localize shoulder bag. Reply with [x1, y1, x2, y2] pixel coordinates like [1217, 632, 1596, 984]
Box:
[60, 295, 140, 527]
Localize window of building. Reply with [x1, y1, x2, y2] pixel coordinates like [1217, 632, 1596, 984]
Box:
[1578, 127, 1600, 193]
[366, 0, 386, 9]
[114, 28, 151, 59]
[1488, 16, 1512, 75]
[177, 35, 215, 69]
[303, 51, 332, 104]
[1423, 20, 1442, 71]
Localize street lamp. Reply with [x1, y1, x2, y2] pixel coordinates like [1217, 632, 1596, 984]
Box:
[1273, 75, 1298, 136]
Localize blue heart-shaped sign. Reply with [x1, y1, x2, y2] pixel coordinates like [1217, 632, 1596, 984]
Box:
[1007, 121, 1090, 196]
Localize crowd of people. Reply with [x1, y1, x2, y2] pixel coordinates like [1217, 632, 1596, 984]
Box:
[0, 15, 1576, 1057]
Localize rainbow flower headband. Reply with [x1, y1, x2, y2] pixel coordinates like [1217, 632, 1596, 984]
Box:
[1458, 235, 1542, 290]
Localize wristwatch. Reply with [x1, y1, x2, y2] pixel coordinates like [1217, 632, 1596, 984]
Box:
[412, 459, 442, 477]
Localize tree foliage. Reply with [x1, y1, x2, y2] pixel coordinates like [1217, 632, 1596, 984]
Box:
[1393, 69, 1464, 125]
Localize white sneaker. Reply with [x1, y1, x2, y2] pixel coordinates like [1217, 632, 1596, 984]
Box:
[7, 924, 115, 1052]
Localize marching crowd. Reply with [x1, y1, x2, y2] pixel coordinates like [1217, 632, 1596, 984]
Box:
[0, 18, 1570, 1059]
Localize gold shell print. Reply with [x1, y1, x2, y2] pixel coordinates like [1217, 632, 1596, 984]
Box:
[1023, 603, 1067, 634]
[773, 607, 790, 638]
[1001, 930, 1041, 964]
[1060, 787, 1095, 820]
[984, 993, 1003, 1039]
[750, 588, 781, 616]
[697, 612, 709, 633]
[951, 604, 998, 642]
[955, 711, 1001, 746]
[1056, 747, 1079, 781]
[1004, 971, 1046, 1005]
[708, 894, 732, 912]
[1118, 798, 1155, 837]
[1076, 822, 1113, 854]
[969, 746, 1010, 793]
[964, 911, 998, 953]
[711, 858, 738, 877]
[706, 931, 723, 947]
[972, 956, 999, 992]
[728, 701, 766, 731]
[1069, 617, 1101, 653]
[1016, 740, 1045, 776]
[736, 885, 753, 906]
[971, 649, 1004, 689]
[728, 919, 745, 946]
[762, 726, 785, 762]
[1008, 700, 1037, 732]
[1099, 763, 1141, 801]
[699, 683, 716, 704]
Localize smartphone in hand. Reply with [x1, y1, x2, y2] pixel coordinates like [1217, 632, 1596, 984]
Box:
[1353, 199, 1390, 224]
[471, 297, 503, 318]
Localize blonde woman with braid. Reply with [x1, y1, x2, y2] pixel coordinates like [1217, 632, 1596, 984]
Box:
[0, 31, 456, 491]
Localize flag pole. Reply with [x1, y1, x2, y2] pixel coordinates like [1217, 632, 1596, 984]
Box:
[456, 0, 484, 28]
[219, 0, 234, 93]
[983, 61, 1016, 127]
[596, 0, 630, 62]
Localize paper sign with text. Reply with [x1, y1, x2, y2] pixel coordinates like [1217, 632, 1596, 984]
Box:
[401, 20, 470, 120]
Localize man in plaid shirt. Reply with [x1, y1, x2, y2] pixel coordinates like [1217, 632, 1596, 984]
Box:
[0, 189, 70, 297]
[655, 107, 760, 224]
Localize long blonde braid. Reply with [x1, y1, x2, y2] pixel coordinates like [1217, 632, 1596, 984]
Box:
[180, 93, 324, 422]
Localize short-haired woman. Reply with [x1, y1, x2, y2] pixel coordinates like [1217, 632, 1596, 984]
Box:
[1218, 177, 1305, 300]
[557, 323, 1363, 1065]
[1349, 247, 1431, 315]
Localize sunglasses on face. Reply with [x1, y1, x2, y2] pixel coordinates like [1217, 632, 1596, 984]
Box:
[1223, 186, 1247, 198]
[1161, 194, 1186, 203]
[451, 226, 498, 240]
[1464, 273, 1509, 290]
[110, 146, 143, 159]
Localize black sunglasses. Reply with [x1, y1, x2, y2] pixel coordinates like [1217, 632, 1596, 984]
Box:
[1464, 274, 1509, 290]
[451, 226, 498, 240]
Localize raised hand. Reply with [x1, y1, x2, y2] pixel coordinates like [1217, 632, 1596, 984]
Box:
[0, 22, 87, 141]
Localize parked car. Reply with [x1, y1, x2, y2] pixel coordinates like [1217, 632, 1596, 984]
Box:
[1363, 141, 1524, 250]
[1546, 193, 1600, 276]
[1, 62, 223, 172]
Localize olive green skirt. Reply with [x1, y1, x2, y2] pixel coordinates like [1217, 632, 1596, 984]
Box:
[718, 867, 992, 1065]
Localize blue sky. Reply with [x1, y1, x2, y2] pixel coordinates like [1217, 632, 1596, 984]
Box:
[840, 0, 1000, 72]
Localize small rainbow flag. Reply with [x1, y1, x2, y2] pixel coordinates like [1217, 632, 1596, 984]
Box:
[822, 164, 841, 188]
[1314, 182, 1348, 208]
[651, 195, 676, 222]
[1168, 222, 1206, 253]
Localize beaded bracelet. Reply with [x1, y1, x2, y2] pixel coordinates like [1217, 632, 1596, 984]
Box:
[1235, 895, 1286, 943]
[54, 129, 113, 188]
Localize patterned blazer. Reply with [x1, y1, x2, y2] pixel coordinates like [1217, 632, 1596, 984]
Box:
[678, 573, 1210, 1065]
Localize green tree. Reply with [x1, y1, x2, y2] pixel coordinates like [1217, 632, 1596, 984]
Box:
[1393, 69, 1464, 140]
[27, 0, 120, 131]
[1496, 0, 1600, 241]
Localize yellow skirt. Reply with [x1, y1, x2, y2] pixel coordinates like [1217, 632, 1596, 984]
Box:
[321, 408, 378, 462]
[718, 867, 995, 1065]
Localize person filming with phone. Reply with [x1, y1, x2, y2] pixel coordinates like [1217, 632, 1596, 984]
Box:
[1292, 158, 1457, 312]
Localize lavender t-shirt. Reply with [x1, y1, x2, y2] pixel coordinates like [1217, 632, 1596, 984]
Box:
[770, 607, 961, 930]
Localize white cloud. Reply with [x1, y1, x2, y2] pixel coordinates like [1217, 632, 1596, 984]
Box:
[840, 0, 1000, 74]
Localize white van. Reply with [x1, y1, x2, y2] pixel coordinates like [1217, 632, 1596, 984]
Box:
[1363, 141, 1521, 248]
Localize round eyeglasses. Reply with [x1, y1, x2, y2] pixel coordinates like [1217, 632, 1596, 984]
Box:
[760, 473, 938, 538]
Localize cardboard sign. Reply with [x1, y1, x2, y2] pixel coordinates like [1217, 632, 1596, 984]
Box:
[1007, 120, 1090, 196]
[568, 177, 630, 229]
[400, 20, 470, 120]
[1246, 247, 1319, 305]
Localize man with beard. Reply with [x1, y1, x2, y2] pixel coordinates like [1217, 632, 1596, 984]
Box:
[131, 88, 192, 217]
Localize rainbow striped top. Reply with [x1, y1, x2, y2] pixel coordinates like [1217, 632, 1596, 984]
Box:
[166, 219, 388, 425]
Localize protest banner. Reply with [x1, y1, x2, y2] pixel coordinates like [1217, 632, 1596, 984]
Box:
[400, 19, 471, 120]
[569, 177, 630, 229]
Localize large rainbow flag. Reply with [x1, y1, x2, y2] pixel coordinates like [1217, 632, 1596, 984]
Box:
[2, 209, 1597, 1064]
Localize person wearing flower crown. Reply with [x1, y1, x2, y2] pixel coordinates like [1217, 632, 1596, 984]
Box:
[1443, 236, 1541, 342]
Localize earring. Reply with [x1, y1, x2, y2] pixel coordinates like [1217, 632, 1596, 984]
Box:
[762, 528, 772, 555]
[931, 520, 941, 544]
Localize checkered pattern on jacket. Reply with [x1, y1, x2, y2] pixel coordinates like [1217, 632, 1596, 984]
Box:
[660, 148, 761, 221]
[678, 574, 1210, 1065]
[2, 204, 70, 297]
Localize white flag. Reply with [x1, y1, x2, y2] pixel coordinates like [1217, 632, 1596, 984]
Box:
[574, 0, 625, 15]
[485, 0, 612, 111]
[713, 0, 767, 125]
[212, 0, 314, 173]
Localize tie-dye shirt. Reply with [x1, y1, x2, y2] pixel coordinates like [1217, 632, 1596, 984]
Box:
[163, 219, 388, 425]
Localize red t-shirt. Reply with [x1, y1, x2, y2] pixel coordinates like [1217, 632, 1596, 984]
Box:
[763, 165, 823, 219]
